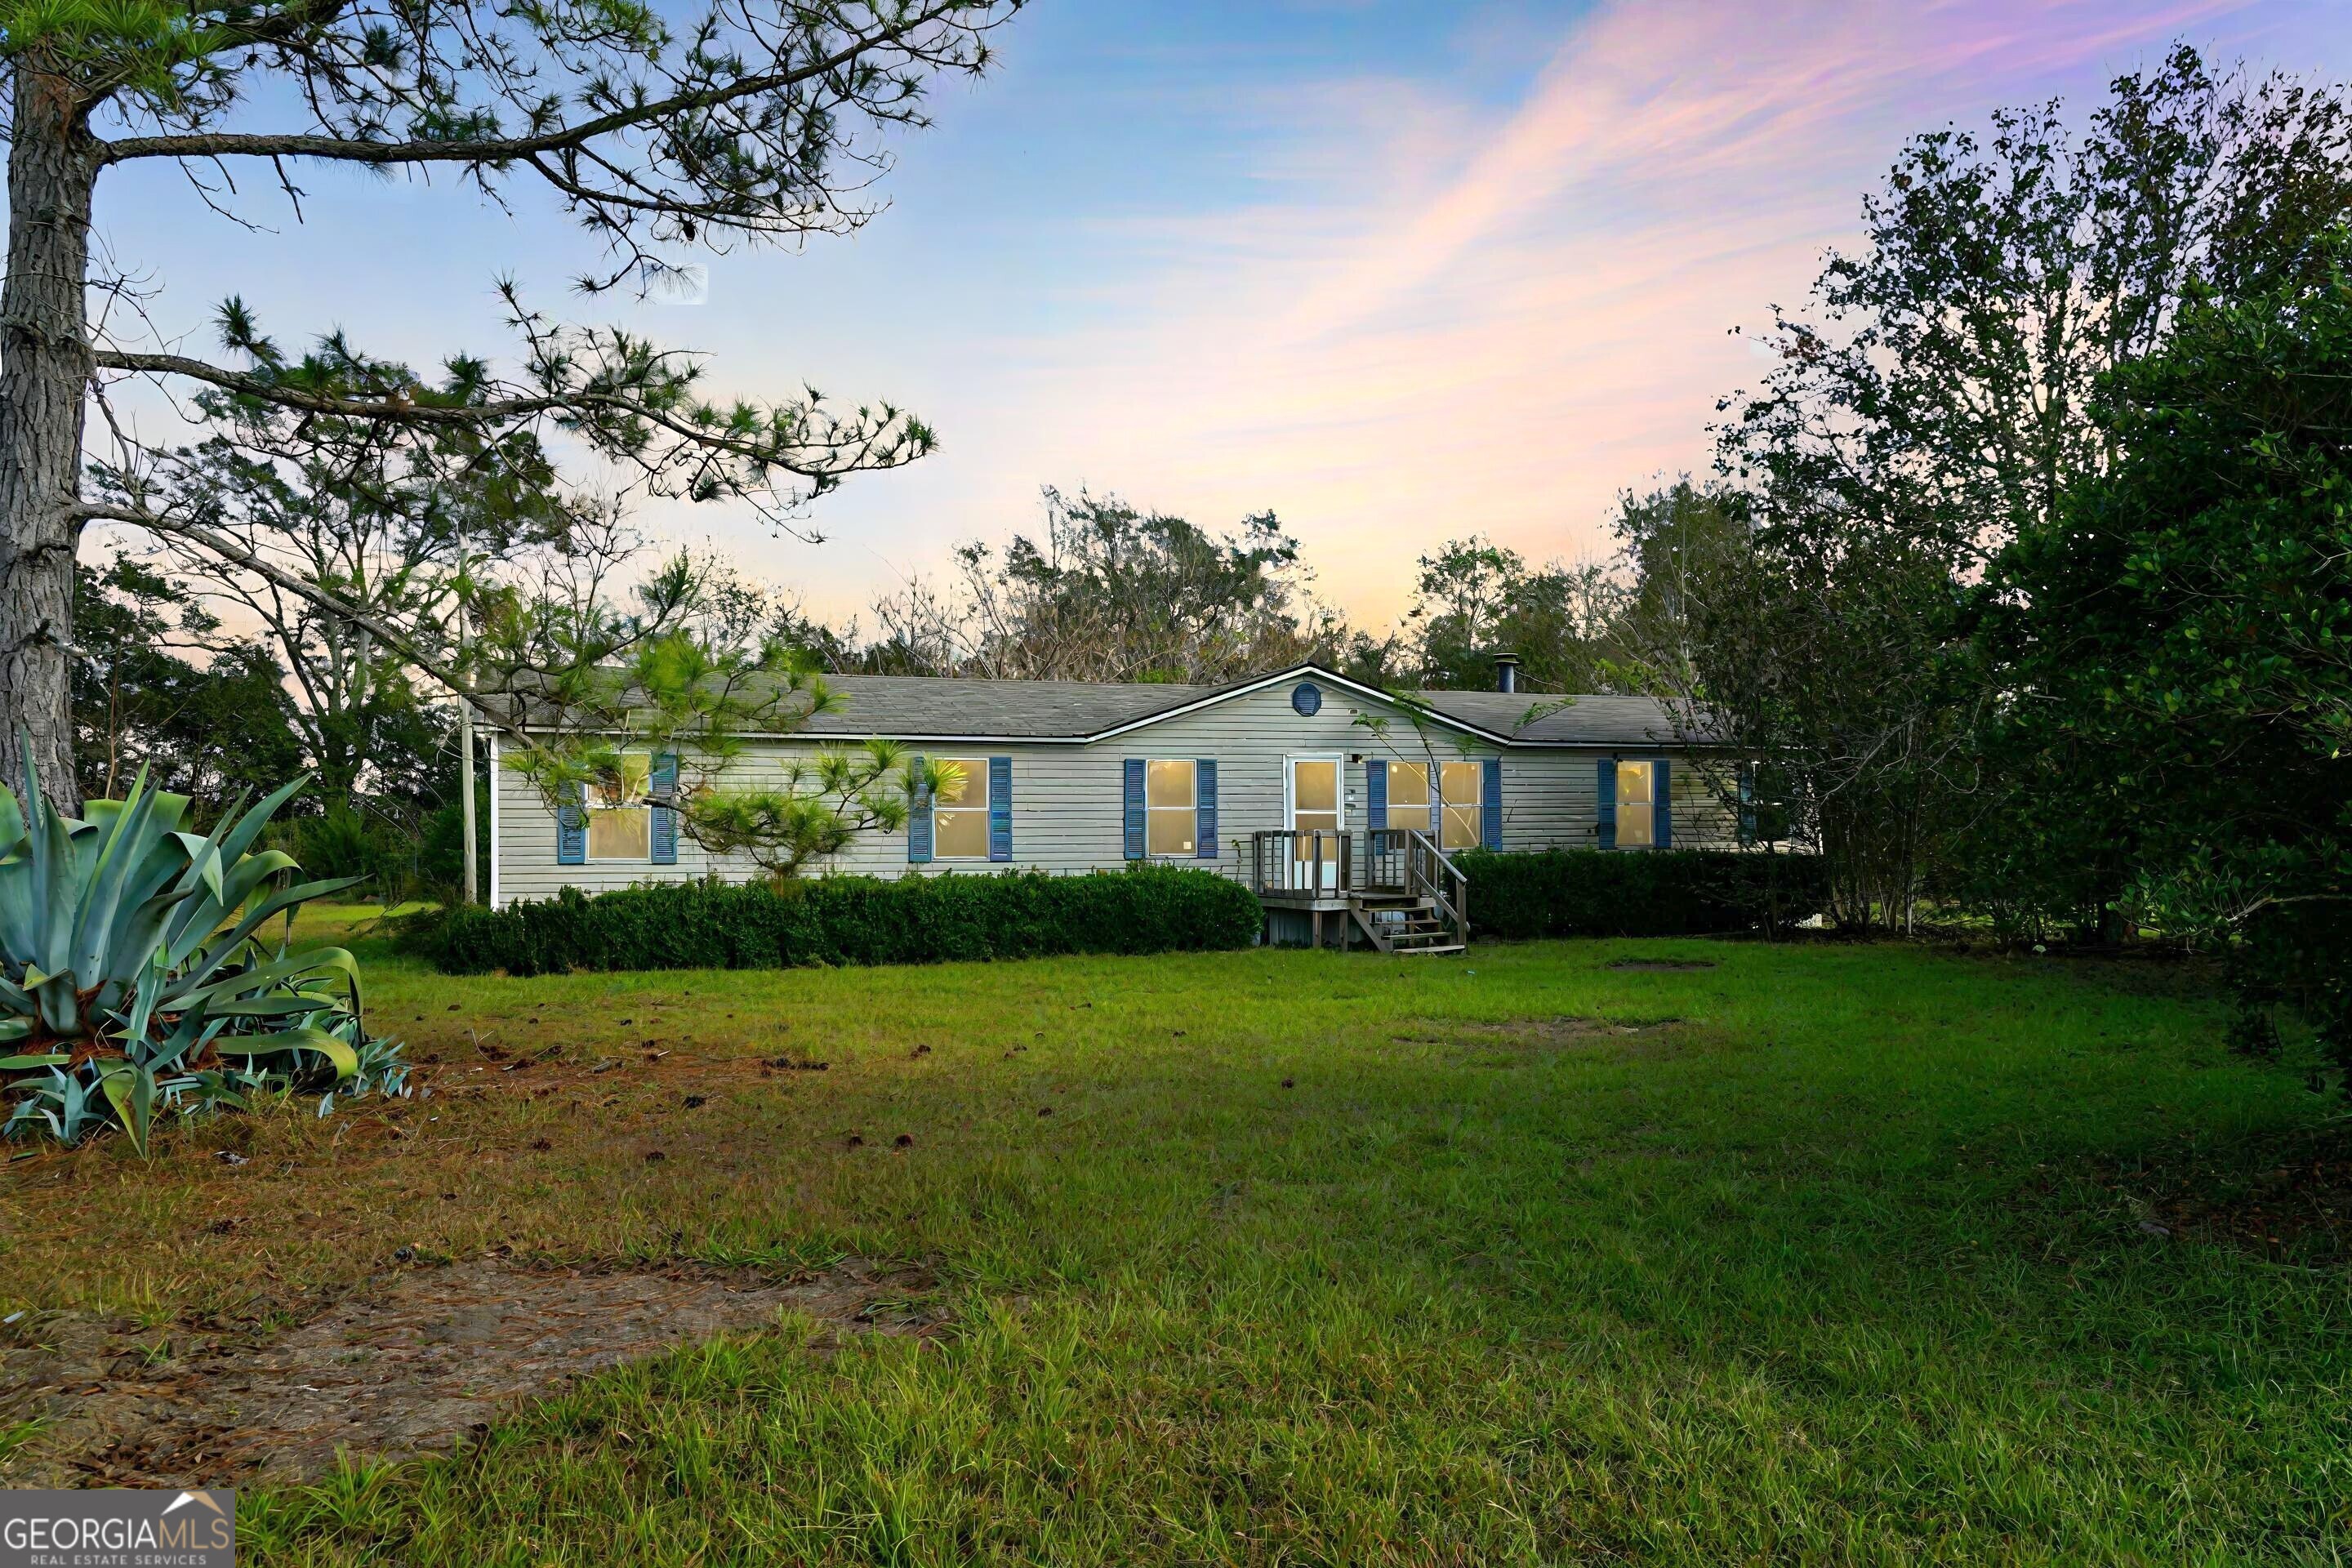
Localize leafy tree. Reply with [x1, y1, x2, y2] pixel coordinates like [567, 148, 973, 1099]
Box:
[1625, 504, 1969, 930]
[1727, 47, 2351, 569]
[0, 0, 1027, 814]
[121, 437, 569, 807]
[868, 487, 1317, 683]
[70, 555, 306, 811]
[1405, 538, 1517, 687]
[1980, 238, 2352, 1075]
[1699, 47, 2352, 928]
[1610, 481, 1744, 687]
[1406, 536, 1626, 693]
[76, 547, 468, 900]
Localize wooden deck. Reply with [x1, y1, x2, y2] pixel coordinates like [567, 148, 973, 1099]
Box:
[1247, 829, 1469, 955]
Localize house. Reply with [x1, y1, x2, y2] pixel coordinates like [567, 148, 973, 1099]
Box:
[487, 660, 1734, 951]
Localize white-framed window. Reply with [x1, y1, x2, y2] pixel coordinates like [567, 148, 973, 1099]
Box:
[1147, 759, 1198, 856]
[932, 757, 990, 859]
[1440, 761, 1482, 850]
[587, 753, 653, 861]
[1385, 761, 1432, 832]
[1616, 760, 1657, 848]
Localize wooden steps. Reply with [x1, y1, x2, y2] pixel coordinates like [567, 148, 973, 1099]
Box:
[1351, 899, 1466, 956]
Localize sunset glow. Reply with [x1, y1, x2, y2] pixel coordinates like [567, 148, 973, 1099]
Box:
[94, 0, 2352, 625]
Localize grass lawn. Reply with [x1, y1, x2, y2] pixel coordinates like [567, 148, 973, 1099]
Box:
[4, 911, 2346, 1565]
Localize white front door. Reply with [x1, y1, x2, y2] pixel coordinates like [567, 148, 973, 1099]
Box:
[1285, 755, 1344, 893]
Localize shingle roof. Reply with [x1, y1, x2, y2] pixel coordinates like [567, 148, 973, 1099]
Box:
[1410, 690, 1695, 746]
[790, 674, 1228, 737]
[514, 662, 1709, 746]
[757, 667, 1704, 747]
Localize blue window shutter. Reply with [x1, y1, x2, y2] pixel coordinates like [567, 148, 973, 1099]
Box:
[1196, 760, 1218, 858]
[988, 755, 1013, 862]
[557, 781, 586, 865]
[1652, 759, 1673, 849]
[1365, 760, 1387, 829]
[649, 752, 679, 864]
[1123, 758, 1146, 860]
[1428, 764, 1441, 839]
[1596, 760, 1617, 849]
[907, 754, 933, 864]
[1481, 757, 1503, 850]
[1737, 762, 1757, 845]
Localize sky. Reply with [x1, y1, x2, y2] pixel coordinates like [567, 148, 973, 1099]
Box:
[88, 0, 2352, 631]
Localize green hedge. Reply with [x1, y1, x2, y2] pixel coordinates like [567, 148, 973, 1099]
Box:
[403, 865, 1264, 975]
[1456, 849, 1827, 940]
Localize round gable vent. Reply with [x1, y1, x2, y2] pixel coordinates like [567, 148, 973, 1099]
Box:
[1291, 682, 1322, 716]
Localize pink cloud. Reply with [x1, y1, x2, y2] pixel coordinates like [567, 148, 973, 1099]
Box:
[1275, 0, 2256, 345]
[941, 0, 2289, 624]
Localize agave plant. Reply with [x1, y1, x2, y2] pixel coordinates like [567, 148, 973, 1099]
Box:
[0, 743, 406, 1154]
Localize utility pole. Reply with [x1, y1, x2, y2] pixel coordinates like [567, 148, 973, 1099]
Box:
[457, 518, 478, 906]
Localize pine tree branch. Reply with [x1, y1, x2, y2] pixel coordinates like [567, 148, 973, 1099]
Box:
[90, 346, 908, 480]
[96, 0, 979, 167]
[96, 349, 563, 423]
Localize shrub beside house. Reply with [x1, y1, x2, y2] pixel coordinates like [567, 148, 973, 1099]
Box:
[409, 866, 1264, 976]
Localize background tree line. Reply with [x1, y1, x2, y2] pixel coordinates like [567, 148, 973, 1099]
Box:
[765, 483, 1653, 693]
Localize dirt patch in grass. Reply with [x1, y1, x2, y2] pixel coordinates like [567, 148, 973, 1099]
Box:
[2138, 1125, 2352, 1263]
[1607, 959, 1717, 973]
[1, 1255, 935, 1488]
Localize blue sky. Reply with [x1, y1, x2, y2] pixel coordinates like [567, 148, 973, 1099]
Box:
[91, 0, 2352, 627]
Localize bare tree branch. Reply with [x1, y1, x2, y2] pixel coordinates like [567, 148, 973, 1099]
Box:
[73, 498, 493, 721]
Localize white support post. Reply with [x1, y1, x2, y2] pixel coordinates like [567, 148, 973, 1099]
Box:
[460, 697, 477, 906]
[487, 730, 501, 910]
[457, 518, 477, 907]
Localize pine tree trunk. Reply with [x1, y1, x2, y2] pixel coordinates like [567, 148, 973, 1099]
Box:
[0, 65, 96, 816]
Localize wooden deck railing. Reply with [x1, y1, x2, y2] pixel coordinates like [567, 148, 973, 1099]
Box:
[1249, 829, 1390, 898]
[1248, 828, 1462, 910]
[1250, 827, 1334, 898]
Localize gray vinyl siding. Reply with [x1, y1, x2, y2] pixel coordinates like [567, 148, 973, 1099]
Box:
[492, 680, 1736, 906]
[1496, 751, 1741, 854]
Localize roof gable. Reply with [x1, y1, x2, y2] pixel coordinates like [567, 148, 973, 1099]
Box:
[1083, 665, 1515, 745]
